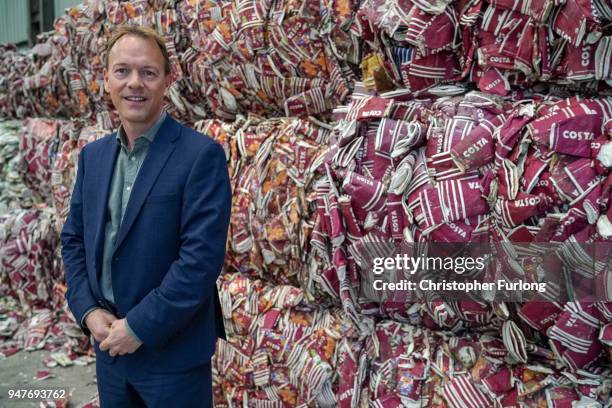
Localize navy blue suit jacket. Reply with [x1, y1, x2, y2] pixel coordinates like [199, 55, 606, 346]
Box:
[60, 114, 231, 372]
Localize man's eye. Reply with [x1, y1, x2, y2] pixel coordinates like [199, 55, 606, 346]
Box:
[115, 68, 128, 74]
[143, 70, 156, 77]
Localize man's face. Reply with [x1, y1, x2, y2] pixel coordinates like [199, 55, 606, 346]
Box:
[104, 35, 171, 129]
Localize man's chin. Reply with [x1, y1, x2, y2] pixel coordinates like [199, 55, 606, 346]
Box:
[119, 112, 153, 124]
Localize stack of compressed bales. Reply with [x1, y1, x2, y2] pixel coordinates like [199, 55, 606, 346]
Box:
[213, 273, 365, 407]
[312, 84, 612, 402]
[0, 0, 359, 124]
[1, 1, 612, 406]
[0, 117, 106, 366]
[0, 121, 34, 212]
[179, 0, 356, 119]
[0, 208, 58, 313]
[355, 0, 612, 96]
[0, 205, 92, 363]
[4, 1, 612, 125]
[196, 116, 335, 302]
[362, 319, 611, 407]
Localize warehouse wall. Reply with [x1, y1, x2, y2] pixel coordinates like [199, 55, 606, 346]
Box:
[0, 1, 29, 45]
[54, 0, 81, 20]
[0, 0, 81, 46]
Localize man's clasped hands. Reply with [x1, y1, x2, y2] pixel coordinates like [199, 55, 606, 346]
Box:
[86, 309, 143, 356]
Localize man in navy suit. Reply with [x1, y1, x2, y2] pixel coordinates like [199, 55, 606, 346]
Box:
[60, 25, 231, 407]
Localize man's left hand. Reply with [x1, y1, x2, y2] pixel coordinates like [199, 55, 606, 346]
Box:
[99, 319, 143, 356]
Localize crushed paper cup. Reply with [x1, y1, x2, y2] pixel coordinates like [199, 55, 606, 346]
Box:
[443, 374, 492, 408]
[34, 370, 55, 381]
[502, 320, 528, 363]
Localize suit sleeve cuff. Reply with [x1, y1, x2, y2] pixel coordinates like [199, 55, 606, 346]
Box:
[81, 306, 101, 331]
[125, 317, 142, 343]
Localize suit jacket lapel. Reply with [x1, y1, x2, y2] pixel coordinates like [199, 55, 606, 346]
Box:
[113, 115, 180, 253]
[93, 136, 120, 269]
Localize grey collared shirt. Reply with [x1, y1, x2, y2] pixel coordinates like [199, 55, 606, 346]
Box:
[82, 112, 166, 340]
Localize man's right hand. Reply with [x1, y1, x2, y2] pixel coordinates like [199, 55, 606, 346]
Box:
[85, 309, 117, 343]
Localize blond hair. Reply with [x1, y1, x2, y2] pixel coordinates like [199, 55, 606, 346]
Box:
[105, 25, 171, 75]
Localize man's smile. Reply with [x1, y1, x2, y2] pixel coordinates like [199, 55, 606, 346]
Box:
[124, 96, 147, 102]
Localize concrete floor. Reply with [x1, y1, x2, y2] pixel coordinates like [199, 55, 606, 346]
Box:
[0, 350, 97, 407]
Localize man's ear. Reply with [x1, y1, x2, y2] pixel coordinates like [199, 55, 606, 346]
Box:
[103, 68, 109, 93]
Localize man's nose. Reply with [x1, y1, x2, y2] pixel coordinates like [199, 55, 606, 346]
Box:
[127, 71, 143, 88]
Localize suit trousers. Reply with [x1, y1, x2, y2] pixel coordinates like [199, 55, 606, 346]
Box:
[96, 350, 213, 408]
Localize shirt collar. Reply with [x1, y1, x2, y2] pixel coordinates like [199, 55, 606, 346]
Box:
[116, 111, 167, 148]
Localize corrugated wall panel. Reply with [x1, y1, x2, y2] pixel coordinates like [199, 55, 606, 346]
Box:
[54, 0, 81, 19]
[0, 0, 29, 45]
